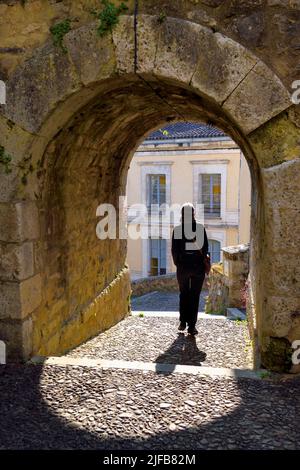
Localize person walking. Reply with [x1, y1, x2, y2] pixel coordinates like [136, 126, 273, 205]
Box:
[171, 203, 209, 335]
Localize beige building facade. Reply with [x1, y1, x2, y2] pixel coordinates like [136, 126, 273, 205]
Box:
[126, 123, 251, 279]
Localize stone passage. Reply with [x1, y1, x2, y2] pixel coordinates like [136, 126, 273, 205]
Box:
[0, 1, 299, 372]
[66, 314, 253, 370]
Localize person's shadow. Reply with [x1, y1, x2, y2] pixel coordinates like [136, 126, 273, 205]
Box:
[155, 333, 207, 374]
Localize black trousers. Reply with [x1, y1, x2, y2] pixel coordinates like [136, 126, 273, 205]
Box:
[176, 264, 205, 328]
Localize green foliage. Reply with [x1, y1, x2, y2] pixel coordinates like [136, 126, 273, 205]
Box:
[138, 312, 144, 318]
[157, 12, 166, 24]
[259, 370, 272, 380]
[18, 154, 35, 186]
[0, 147, 36, 186]
[91, 0, 128, 37]
[0, 146, 12, 174]
[50, 19, 71, 53]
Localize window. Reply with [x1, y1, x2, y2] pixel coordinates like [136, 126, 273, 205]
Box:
[149, 238, 167, 276]
[209, 239, 221, 264]
[147, 174, 166, 207]
[199, 174, 221, 217]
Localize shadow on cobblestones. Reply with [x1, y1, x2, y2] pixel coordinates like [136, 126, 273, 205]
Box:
[0, 363, 299, 450]
[155, 334, 207, 374]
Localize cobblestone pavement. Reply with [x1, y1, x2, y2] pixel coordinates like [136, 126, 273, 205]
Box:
[0, 365, 299, 450]
[67, 316, 252, 369]
[131, 291, 207, 312]
[1, 294, 298, 450]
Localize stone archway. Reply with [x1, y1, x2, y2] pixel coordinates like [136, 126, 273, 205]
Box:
[0, 11, 299, 372]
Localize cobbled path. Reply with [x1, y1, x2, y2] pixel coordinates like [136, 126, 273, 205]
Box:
[1, 292, 299, 450]
[67, 316, 252, 369]
[0, 365, 299, 450]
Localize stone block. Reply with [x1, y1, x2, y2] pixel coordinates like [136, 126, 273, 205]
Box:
[136, 15, 159, 74]
[0, 168, 19, 204]
[192, 31, 257, 104]
[0, 316, 33, 361]
[112, 15, 135, 74]
[264, 206, 300, 253]
[0, 115, 36, 166]
[261, 336, 292, 372]
[64, 23, 116, 85]
[223, 61, 291, 134]
[4, 41, 81, 133]
[153, 17, 205, 84]
[263, 254, 300, 295]
[0, 274, 41, 320]
[248, 110, 300, 168]
[20, 274, 42, 318]
[262, 159, 300, 210]
[0, 281, 21, 320]
[265, 295, 300, 338]
[0, 241, 34, 281]
[0, 201, 40, 242]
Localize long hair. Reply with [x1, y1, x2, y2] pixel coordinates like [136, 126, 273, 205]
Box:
[181, 203, 196, 234]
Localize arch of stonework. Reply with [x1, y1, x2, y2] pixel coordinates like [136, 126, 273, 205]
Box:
[0, 9, 299, 372]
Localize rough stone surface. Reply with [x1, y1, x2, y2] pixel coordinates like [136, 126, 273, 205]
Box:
[66, 315, 253, 370]
[0, 317, 32, 361]
[259, 159, 300, 354]
[33, 266, 131, 358]
[206, 245, 249, 314]
[65, 23, 116, 86]
[153, 18, 205, 84]
[0, 201, 39, 243]
[131, 274, 208, 297]
[0, 274, 41, 320]
[249, 108, 300, 168]
[191, 31, 257, 104]
[0, 241, 34, 281]
[205, 264, 229, 315]
[223, 61, 291, 134]
[0, 364, 299, 449]
[112, 15, 135, 75]
[4, 41, 81, 133]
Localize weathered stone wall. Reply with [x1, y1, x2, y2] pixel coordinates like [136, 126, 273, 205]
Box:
[1, 0, 299, 88]
[131, 273, 208, 297]
[205, 244, 249, 315]
[131, 274, 179, 297]
[222, 244, 250, 309]
[205, 264, 228, 316]
[0, 1, 298, 372]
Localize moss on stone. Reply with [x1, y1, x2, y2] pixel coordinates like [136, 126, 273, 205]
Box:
[261, 337, 293, 373]
[249, 111, 300, 169]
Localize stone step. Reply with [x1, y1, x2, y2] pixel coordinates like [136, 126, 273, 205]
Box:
[30, 355, 261, 380]
[131, 311, 227, 319]
[226, 308, 247, 321]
